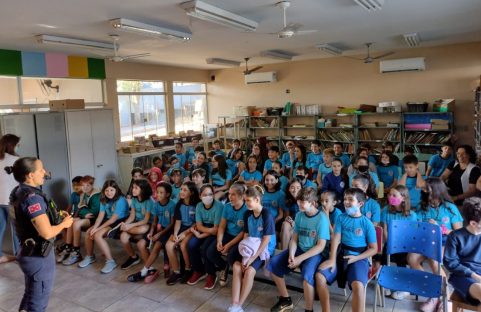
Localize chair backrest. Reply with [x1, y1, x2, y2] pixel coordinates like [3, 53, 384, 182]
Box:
[375, 226, 383, 254]
[386, 220, 442, 262]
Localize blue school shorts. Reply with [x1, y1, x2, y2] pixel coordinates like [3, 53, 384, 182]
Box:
[317, 258, 369, 289]
[449, 274, 481, 305]
[267, 248, 322, 286]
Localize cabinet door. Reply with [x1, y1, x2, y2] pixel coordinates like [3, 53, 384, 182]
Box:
[65, 111, 95, 183]
[35, 113, 70, 208]
[90, 110, 118, 183]
[0, 114, 37, 157]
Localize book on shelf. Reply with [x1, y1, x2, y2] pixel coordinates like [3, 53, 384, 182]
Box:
[405, 133, 451, 144]
[382, 129, 400, 141]
[319, 130, 354, 142]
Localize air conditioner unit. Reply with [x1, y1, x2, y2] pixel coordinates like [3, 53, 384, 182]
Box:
[380, 57, 425, 73]
[244, 72, 277, 84]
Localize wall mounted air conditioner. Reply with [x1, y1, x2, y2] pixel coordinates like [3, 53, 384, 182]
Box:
[244, 71, 277, 84]
[380, 57, 425, 73]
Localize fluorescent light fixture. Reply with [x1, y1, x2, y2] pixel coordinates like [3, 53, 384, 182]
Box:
[260, 50, 295, 60]
[206, 58, 241, 66]
[110, 18, 191, 41]
[36, 35, 114, 50]
[181, 0, 258, 32]
[353, 0, 384, 11]
[316, 44, 343, 56]
[403, 33, 420, 48]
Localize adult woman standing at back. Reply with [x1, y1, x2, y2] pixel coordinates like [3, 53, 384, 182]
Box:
[0, 134, 20, 263]
[7, 157, 73, 311]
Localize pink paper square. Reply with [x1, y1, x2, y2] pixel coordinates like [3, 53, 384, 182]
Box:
[45, 53, 68, 77]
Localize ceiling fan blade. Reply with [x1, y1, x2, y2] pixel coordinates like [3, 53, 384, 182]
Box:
[283, 22, 303, 31]
[296, 30, 318, 35]
[121, 53, 151, 60]
[372, 51, 395, 60]
[343, 55, 364, 61]
[246, 66, 263, 74]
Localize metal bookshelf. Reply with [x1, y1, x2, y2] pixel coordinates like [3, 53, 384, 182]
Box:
[217, 115, 249, 152]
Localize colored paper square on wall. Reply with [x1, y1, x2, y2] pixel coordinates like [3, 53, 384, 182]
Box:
[87, 58, 106, 79]
[68, 56, 88, 78]
[21, 51, 46, 77]
[0, 49, 22, 76]
[46, 53, 68, 77]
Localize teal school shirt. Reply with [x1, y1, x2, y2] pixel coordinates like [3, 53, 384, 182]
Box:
[195, 200, 224, 227]
[294, 210, 330, 251]
[334, 213, 377, 256]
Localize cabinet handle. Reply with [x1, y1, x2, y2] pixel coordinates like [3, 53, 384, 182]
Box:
[96, 164, 103, 168]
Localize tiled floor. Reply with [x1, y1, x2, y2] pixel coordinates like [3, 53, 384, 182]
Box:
[0, 243, 426, 312]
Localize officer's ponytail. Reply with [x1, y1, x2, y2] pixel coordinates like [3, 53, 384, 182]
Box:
[9, 157, 38, 183]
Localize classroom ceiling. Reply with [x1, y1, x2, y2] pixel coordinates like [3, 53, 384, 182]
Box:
[0, 0, 480, 69]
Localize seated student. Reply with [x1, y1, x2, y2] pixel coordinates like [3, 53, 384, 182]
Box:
[320, 190, 342, 234]
[348, 156, 380, 190]
[347, 148, 377, 176]
[398, 147, 414, 174]
[186, 137, 201, 165]
[227, 139, 241, 159]
[228, 186, 276, 312]
[444, 197, 481, 308]
[295, 166, 317, 191]
[186, 184, 224, 289]
[238, 155, 262, 187]
[191, 168, 207, 191]
[316, 188, 378, 312]
[382, 142, 400, 166]
[126, 168, 143, 199]
[307, 140, 324, 181]
[212, 140, 226, 157]
[78, 180, 130, 274]
[206, 182, 248, 288]
[152, 156, 164, 173]
[174, 142, 187, 168]
[321, 158, 348, 211]
[61, 175, 101, 266]
[210, 154, 232, 200]
[280, 179, 302, 250]
[399, 155, 425, 211]
[380, 185, 417, 299]
[119, 179, 154, 270]
[426, 142, 454, 177]
[226, 148, 244, 181]
[408, 177, 463, 309]
[290, 144, 307, 179]
[190, 152, 210, 182]
[361, 143, 378, 167]
[317, 148, 335, 188]
[148, 167, 162, 200]
[333, 142, 351, 167]
[250, 143, 265, 172]
[165, 156, 188, 180]
[376, 151, 399, 194]
[272, 160, 289, 193]
[165, 182, 200, 285]
[170, 169, 183, 201]
[352, 174, 381, 225]
[127, 182, 176, 283]
[281, 140, 296, 172]
[268, 187, 330, 312]
[263, 146, 280, 176]
[262, 170, 286, 228]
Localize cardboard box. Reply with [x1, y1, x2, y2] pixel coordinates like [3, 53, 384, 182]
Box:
[433, 99, 455, 112]
[49, 99, 85, 111]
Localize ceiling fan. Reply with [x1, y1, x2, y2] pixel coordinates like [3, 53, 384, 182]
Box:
[106, 35, 151, 62]
[243, 58, 263, 75]
[270, 1, 317, 38]
[345, 43, 394, 63]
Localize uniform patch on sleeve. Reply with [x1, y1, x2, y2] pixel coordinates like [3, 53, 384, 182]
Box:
[28, 203, 42, 215]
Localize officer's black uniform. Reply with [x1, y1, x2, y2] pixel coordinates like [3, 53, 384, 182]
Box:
[10, 183, 55, 312]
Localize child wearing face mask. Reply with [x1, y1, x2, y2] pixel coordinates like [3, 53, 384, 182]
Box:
[316, 188, 377, 312]
[349, 156, 380, 191]
[376, 151, 399, 195]
[295, 166, 317, 191]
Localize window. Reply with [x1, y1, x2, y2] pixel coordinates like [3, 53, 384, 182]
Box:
[173, 82, 207, 133]
[117, 80, 167, 142]
[21, 78, 103, 104]
[0, 76, 19, 105]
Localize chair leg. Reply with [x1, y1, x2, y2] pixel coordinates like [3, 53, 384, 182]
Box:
[373, 284, 378, 312]
[380, 286, 385, 308]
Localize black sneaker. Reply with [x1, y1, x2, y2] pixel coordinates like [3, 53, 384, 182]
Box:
[166, 272, 182, 285]
[121, 255, 140, 270]
[127, 271, 144, 283]
[270, 296, 293, 312]
[180, 269, 192, 284]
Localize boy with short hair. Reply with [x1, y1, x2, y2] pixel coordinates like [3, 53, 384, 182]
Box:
[152, 156, 163, 172]
[426, 143, 454, 177]
[174, 142, 187, 168]
[333, 142, 351, 167]
[213, 140, 225, 157]
[186, 138, 200, 165]
[399, 155, 425, 211]
[316, 188, 378, 312]
[281, 140, 295, 171]
[444, 197, 481, 306]
[263, 145, 280, 176]
[170, 169, 183, 201]
[317, 148, 335, 188]
[307, 140, 323, 180]
[227, 139, 241, 159]
[268, 187, 330, 312]
[166, 156, 187, 180]
[295, 166, 317, 191]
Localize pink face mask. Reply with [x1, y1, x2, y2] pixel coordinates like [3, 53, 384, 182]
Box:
[388, 195, 403, 206]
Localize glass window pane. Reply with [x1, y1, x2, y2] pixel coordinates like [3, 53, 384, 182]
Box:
[0, 76, 18, 105]
[21, 78, 102, 104]
[143, 95, 166, 137]
[117, 80, 164, 93]
[118, 95, 133, 142]
[173, 82, 206, 93]
[130, 95, 145, 140]
[174, 94, 206, 133]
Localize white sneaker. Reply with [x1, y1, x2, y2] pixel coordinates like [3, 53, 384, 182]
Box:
[420, 298, 440, 312]
[391, 291, 410, 300]
[227, 304, 244, 312]
[78, 255, 96, 268]
[101, 260, 118, 274]
[62, 250, 81, 266]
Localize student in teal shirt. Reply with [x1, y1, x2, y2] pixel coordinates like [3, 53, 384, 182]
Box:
[399, 155, 425, 210]
[239, 155, 263, 186]
[272, 161, 289, 192]
[352, 174, 381, 225]
[210, 154, 232, 200]
[306, 140, 324, 180]
[426, 143, 454, 177]
[376, 151, 400, 192]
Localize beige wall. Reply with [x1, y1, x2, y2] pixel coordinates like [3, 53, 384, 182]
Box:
[104, 61, 209, 143]
[207, 42, 481, 146]
[0, 76, 18, 105]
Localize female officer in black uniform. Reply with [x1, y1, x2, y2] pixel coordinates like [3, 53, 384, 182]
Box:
[6, 157, 73, 312]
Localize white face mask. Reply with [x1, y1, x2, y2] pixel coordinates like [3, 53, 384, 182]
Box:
[201, 195, 214, 206]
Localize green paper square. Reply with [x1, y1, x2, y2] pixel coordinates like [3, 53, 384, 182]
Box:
[0, 49, 22, 76]
[87, 58, 105, 79]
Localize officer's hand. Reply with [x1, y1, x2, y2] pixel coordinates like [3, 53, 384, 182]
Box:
[62, 215, 73, 228]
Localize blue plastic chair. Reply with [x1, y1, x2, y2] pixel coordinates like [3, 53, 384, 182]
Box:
[373, 220, 446, 312]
